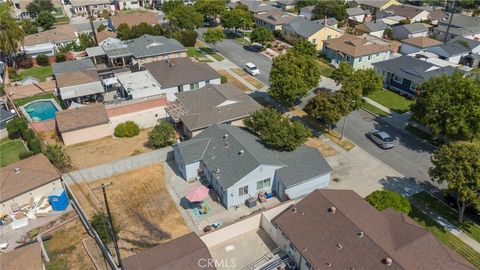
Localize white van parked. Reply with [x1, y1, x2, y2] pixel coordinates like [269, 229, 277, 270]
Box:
[245, 62, 260, 76]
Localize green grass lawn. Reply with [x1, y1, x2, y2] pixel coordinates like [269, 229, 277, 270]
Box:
[408, 206, 480, 268]
[14, 92, 62, 107]
[317, 61, 334, 77]
[55, 16, 70, 24]
[0, 138, 27, 167]
[199, 48, 225, 61]
[362, 101, 390, 117]
[19, 66, 53, 82]
[52, 6, 64, 17]
[367, 90, 414, 114]
[413, 192, 480, 244]
[187, 47, 204, 58]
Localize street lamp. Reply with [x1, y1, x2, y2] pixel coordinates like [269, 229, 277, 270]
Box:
[341, 100, 356, 141]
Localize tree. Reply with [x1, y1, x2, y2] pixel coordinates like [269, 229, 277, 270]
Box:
[173, 30, 198, 47]
[354, 69, 383, 96]
[26, 0, 54, 17]
[195, 0, 226, 19]
[220, 8, 252, 31]
[331, 61, 353, 85]
[411, 72, 480, 141]
[161, 0, 183, 16]
[91, 211, 118, 244]
[399, 18, 411, 25]
[20, 19, 38, 35]
[250, 27, 274, 46]
[429, 142, 480, 223]
[366, 190, 412, 214]
[305, 91, 344, 130]
[0, 5, 25, 66]
[312, 1, 347, 22]
[168, 5, 203, 31]
[203, 27, 224, 50]
[148, 121, 176, 149]
[244, 108, 312, 151]
[116, 23, 132, 40]
[44, 144, 73, 173]
[6, 117, 28, 139]
[36, 54, 49, 66]
[292, 39, 317, 58]
[77, 32, 95, 50]
[36, 11, 55, 30]
[269, 52, 321, 107]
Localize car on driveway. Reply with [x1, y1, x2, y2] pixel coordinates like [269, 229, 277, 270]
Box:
[245, 62, 260, 76]
[366, 131, 395, 149]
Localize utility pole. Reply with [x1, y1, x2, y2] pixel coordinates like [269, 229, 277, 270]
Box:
[86, 5, 99, 45]
[443, 0, 457, 44]
[93, 183, 122, 269]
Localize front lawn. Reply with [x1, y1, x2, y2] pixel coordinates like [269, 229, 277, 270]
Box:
[19, 66, 53, 82]
[199, 47, 225, 61]
[367, 90, 414, 114]
[413, 192, 480, 244]
[362, 101, 390, 117]
[0, 138, 27, 167]
[317, 61, 334, 77]
[187, 47, 204, 58]
[14, 92, 61, 107]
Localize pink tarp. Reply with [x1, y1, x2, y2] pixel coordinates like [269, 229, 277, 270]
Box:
[185, 186, 209, 202]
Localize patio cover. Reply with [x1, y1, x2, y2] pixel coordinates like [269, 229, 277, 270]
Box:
[103, 77, 118, 86]
[86, 46, 106, 57]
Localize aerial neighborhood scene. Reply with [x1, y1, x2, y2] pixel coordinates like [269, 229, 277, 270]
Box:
[1, 0, 480, 269]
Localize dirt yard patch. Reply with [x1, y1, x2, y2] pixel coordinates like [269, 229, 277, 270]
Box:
[65, 128, 152, 169]
[69, 164, 190, 258]
[231, 68, 265, 89]
[217, 69, 251, 92]
[305, 138, 337, 157]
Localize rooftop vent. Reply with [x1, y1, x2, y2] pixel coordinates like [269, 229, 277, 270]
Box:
[14, 167, 21, 174]
[336, 243, 343, 249]
[223, 134, 228, 139]
[291, 207, 297, 213]
[383, 258, 393, 266]
[303, 247, 307, 252]
[357, 231, 364, 238]
[238, 150, 244, 155]
[225, 142, 229, 148]
[301, 212, 305, 216]
[328, 206, 336, 213]
[326, 262, 332, 267]
[215, 168, 220, 174]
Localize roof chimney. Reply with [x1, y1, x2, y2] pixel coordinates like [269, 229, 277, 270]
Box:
[324, 15, 327, 26]
[328, 206, 336, 213]
[383, 258, 393, 266]
[14, 167, 21, 174]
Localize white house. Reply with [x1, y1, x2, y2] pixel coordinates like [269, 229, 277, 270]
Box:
[173, 124, 332, 208]
[346, 7, 367, 23]
[399, 36, 442, 55]
[426, 37, 480, 65]
[392, 22, 429, 40]
[381, 5, 430, 23]
[69, 0, 114, 15]
[22, 25, 78, 57]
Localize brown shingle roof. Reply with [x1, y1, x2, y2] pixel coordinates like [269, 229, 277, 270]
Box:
[56, 104, 109, 133]
[96, 29, 117, 43]
[385, 5, 427, 19]
[23, 25, 77, 46]
[0, 243, 43, 270]
[0, 154, 60, 203]
[272, 189, 475, 270]
[110, 11, 159, 29]
[55, 69, 101, 88]
[144, 58, 220, 88]
[254, 8, 297, 26]
[324, 34, 392, 57]
[401, 36, 442, 48]
[123, 232, 215, 270]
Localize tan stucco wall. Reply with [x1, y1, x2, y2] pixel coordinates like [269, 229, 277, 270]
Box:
[135, 52, 188, 67]
[110, 106, 167, 129]
[61, 123, 111, 146]
[308, 27, 343, 50]
[0, 179, 62, 215]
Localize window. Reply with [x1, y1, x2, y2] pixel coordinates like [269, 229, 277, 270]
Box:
[190, 82, 199, 89]
[327, 34, 332, 40]
[206, 80, 210, 84]
[358, 57, 363, 62]
[256, 178, 271, 190]
[393, 75, 403, 83]
[311, 38, 317, 44]
[368, 55, 372, 60]
[178, 85, 184, 92]
[239, 186, 249, 196]
[345, 55, 352, 62]
[410, 82, 417, 91]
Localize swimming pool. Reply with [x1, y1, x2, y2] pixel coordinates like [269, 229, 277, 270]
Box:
[23, 100, 60, 121]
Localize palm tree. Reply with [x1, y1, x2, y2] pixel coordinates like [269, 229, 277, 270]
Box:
[0, 3, 25, 67]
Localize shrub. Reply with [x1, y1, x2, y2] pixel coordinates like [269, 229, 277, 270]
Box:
[131, 149, 143, 156]
[6, 117, 28, 139]
[16, 55, 33, 68]
[55, 53, 66, 62]
[91, 211, 118, 244]
[366, 190, 412, 214]
[44, 144, 72, 173]
[148, 120, 176, 149]
[27, 138, 41, 154]
[173, 30, 197, 47]
[36, 54, 49, 66]
[220, 75, 228, 83]
[114, 121, 140, 138]
[19, 151, 34, 160]
[21, 128, 36, 141]
[97, 24, 106, 32]
[7, 67, 20, 81]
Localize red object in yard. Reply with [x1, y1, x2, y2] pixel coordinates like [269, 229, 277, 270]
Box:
[185, 186, 209, 202]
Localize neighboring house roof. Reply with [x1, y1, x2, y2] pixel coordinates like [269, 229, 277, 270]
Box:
[0, 103, 16, 129]
[356, 0, 400, 9]
[428, 37, 480, 56]
[324, 34, 392, 57]
[347, 7, 366, 16]
[56, 104, 109, 133]
[372, 55, 460, 84]
[69, 0, 111, 7]
[283, 17, 327, 38]
[300, 5, 314, 13]
[109, 11, 159, 29]
[123, 233, 215, 270]
[394, 22, 429, 34]
[435, 14, 480, 37]
[272, 189, 475, 270]
[96, 29, 117, 43]
[86, 46, 106, 57]
[23, 25, 77, 46]
[276, 0, 297, 6]
[55, 69, 101, 88]
[116, 71, 161, 97]
[379, 15, 406, 26]
[240, 0, 277, 13]
[0, 154, 60, 203]
[428, 10, 448, 21]
[355, 21, 388, 32]
[401, 36, 442, 48]
[52, 58, 96, 75]
[385, 4, 427, 19]
[126, 35, 186, 59]
[253, 8, 297, 26]
[0, 243, 43, 270]
[144, 57, 220, 88]
[167, 83, 261, 132]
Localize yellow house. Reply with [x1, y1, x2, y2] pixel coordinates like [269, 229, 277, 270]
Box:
[282, 18, 343, 50]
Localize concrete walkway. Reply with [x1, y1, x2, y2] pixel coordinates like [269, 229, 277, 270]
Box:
[363, 97, 412, 130]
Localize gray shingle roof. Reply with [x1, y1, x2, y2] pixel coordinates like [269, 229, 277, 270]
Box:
[176, 124, 331, 190]
[373, 55, 460, 84]
[347, 7, 366, 16]
[397, 22, 429, 34]
[241, 1, 277, 13]
[126, 35, 186, 59]
[283, 17, 325, 38]
[363, 21, 388, 31]
[52, 58, 95, 75]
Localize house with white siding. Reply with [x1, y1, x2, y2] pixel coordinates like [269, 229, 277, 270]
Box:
[426, 37, 480, 65]
[173, 124, 332, 208]
[392, 22, 429, 40]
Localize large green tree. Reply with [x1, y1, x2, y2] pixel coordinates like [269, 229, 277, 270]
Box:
[250, 27, 274, 46]
[331, 62, 382, 96]
[220, 8, 252, 31]
[331, 61, 353, 85]
[269, 52, 321, 106]
[203, 27, 224, 50]
[194, 0, 226, 18]
[168, 5, 203, 31]
[312, 1, 347, 22]
[292, 39, 317, 58]
[20, 19, 38, 35]
[36, 10, 55, 30]
[26, 0, 54, 17]
[244, 108, 312, 151]
[411, 72, 480, 141]
[148, 121, 176, 149]
[305, 91, 344, 130]
[0, 4, 25, 65]
[161, 0, 183, 16]
[429, 142, 480, 223]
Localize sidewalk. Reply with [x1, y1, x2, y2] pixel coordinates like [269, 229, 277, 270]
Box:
[363, 97, 411, 130]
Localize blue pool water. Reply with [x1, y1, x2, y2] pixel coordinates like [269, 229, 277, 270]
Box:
[25, 100, 58, 121]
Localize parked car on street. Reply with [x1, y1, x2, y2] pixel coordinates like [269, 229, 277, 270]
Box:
[366, 131, 396, 149]
[245, 62, 260, 76]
